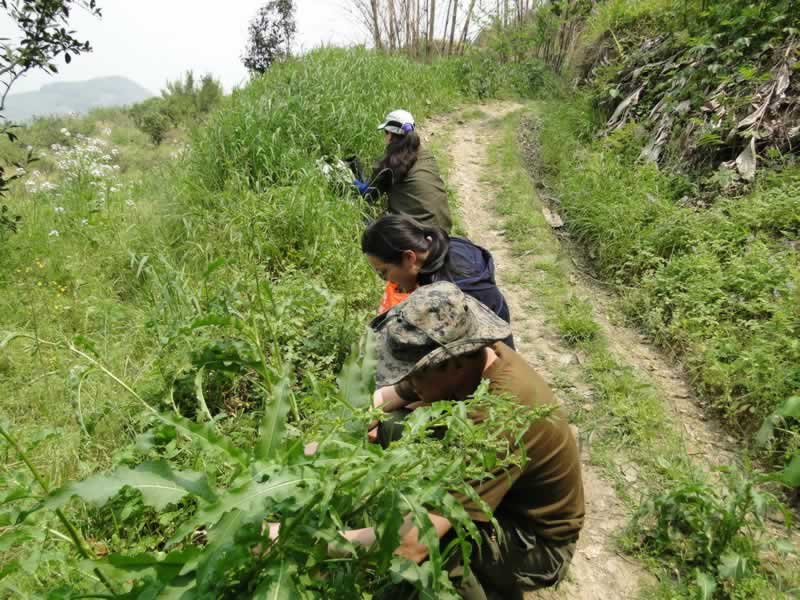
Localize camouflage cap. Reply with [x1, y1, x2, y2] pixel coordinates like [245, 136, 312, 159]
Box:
[369, 281, 512, 387]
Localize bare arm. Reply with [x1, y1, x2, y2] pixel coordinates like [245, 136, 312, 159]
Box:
[329, 513, 452, 563]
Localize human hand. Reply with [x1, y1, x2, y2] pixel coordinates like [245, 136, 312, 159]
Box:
[367, 421, 379, 443]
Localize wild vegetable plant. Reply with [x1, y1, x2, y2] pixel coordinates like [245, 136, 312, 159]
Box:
[628, 465, 796, 598]
[1, 330, 552, 598]
[756, 396, 800, 492]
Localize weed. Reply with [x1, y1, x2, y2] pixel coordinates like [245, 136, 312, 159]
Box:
[556, 296, 600, 345]
[628, 466, 796, 598]
[536, 97, 800, 443]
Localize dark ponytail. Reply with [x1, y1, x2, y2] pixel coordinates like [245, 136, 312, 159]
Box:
[361, 214, 449, 278]
[375, 131, 421, 184]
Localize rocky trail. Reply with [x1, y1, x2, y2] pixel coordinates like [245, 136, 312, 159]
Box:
[424, 102, 750, 598]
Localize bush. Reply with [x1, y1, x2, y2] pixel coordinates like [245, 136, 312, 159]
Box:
[138, 109, 170, 145]
[628, 466, 794, 598]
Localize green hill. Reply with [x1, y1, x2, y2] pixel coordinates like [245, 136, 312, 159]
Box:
[3, 76, 153, 122]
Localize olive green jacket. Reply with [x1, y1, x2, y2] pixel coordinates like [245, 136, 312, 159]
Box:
[370, 148, 453, 233]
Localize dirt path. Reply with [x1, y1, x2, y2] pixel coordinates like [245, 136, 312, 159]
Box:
[424, 101, 798, 598]
[429, 102, 654, 599]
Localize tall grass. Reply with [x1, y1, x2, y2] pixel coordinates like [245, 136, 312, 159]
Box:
[0, 47, 551, 596]
[536, 98, 800, 438]
[0, 48, 507, 492]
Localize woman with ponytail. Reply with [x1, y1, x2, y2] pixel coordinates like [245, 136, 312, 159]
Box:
[353, 109, 453, 233]
[361, 214, 514, 348]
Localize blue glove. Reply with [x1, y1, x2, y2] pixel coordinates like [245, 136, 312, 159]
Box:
[353, 179, 369, 195]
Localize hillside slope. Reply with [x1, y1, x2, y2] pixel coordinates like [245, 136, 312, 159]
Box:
[4, 76, 153, 121]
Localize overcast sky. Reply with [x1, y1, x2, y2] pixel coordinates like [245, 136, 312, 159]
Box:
[8, 1, 367, 95]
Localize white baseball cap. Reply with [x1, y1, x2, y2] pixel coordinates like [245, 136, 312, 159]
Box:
[377, 109, 416, 135]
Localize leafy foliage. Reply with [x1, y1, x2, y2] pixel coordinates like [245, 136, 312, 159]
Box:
[0, 47, 532, 596]
[129, 71, 223, 144]
[756, 396, 800, 492]
[629, 465, 795, 598]
[535, 99, 800, 445]
[583, 0, 800, 188]
[1, 332, 551, 597]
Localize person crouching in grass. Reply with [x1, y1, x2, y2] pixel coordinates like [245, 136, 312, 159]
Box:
[367, 282, 584, 599]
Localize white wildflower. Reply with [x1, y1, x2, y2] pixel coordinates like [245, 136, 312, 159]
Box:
[54, 206, 65, 213]
[80, 218, 89, 226]
[48, 229, 60, 237]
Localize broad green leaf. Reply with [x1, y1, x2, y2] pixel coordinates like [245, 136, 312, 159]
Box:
[0, 559, 19, 581]
[695, 570, 717, 600]
[204, 257, 228, 278]
[46, 460, 216, 511]
[374, 490, 403, 571]
[337, 333, 377, 410]
[781, 453, 800, 488]
[167, 467, 314, 548]
[717, 550, 747, 580]
[252, 560, 299, 600]
[772, 538, 798, 556]
[755, 415, 776, 447]
[777, 396, 800, 419]
[72, 334, 99, 357]
[86, 547, 201, 586]
[157, 575, 197, 600]
[158, 412, 249, 468]
[255, 377, 290, 462]
[0, 525, 43, 551]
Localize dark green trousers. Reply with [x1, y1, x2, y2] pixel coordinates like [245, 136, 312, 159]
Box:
[377, 411, 576, 599]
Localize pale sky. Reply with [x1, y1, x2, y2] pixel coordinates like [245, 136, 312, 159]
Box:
[8, 0, 367, 95]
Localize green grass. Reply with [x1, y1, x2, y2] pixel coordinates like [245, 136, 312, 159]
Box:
[0, 48, 561, 597]
[535, 97, 800, 444]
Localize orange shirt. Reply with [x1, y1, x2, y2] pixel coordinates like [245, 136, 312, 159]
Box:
[378, 281, 412, 314]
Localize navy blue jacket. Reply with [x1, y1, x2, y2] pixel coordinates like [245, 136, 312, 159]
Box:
[421, 237, 515, 349]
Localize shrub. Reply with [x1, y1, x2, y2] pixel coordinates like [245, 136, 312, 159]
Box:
[628, 466, 795, 598]
[138, 110, 170, 145]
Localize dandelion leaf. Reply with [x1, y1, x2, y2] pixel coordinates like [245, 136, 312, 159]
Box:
[45, 460, 216, 511]
[255, 377, 290, 462]
[253, 561, 300, 600]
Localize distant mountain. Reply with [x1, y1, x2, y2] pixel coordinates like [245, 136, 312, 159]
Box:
[3, 76, 154, 122]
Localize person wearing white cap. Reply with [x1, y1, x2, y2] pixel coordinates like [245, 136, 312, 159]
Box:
[352, 109, 453, 234]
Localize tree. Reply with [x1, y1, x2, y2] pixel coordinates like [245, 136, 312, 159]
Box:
[129, 72, 223, 143]
[242, 0, 296, 75]
[0, 0, 101, 236]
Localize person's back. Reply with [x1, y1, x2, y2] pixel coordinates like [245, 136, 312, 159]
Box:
[427, 237, 509, 325]
[465, 342, 584, 544]
[387, 147, 452, 233]
[370, 283, 584, 598]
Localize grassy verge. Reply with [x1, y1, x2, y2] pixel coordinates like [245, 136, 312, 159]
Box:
[533, 97, 800, 448]
[484, 109, 798, 598]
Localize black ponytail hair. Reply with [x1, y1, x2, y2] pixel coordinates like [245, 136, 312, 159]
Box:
[375, 130, 421, 184]
[361, 214, 449, 280]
